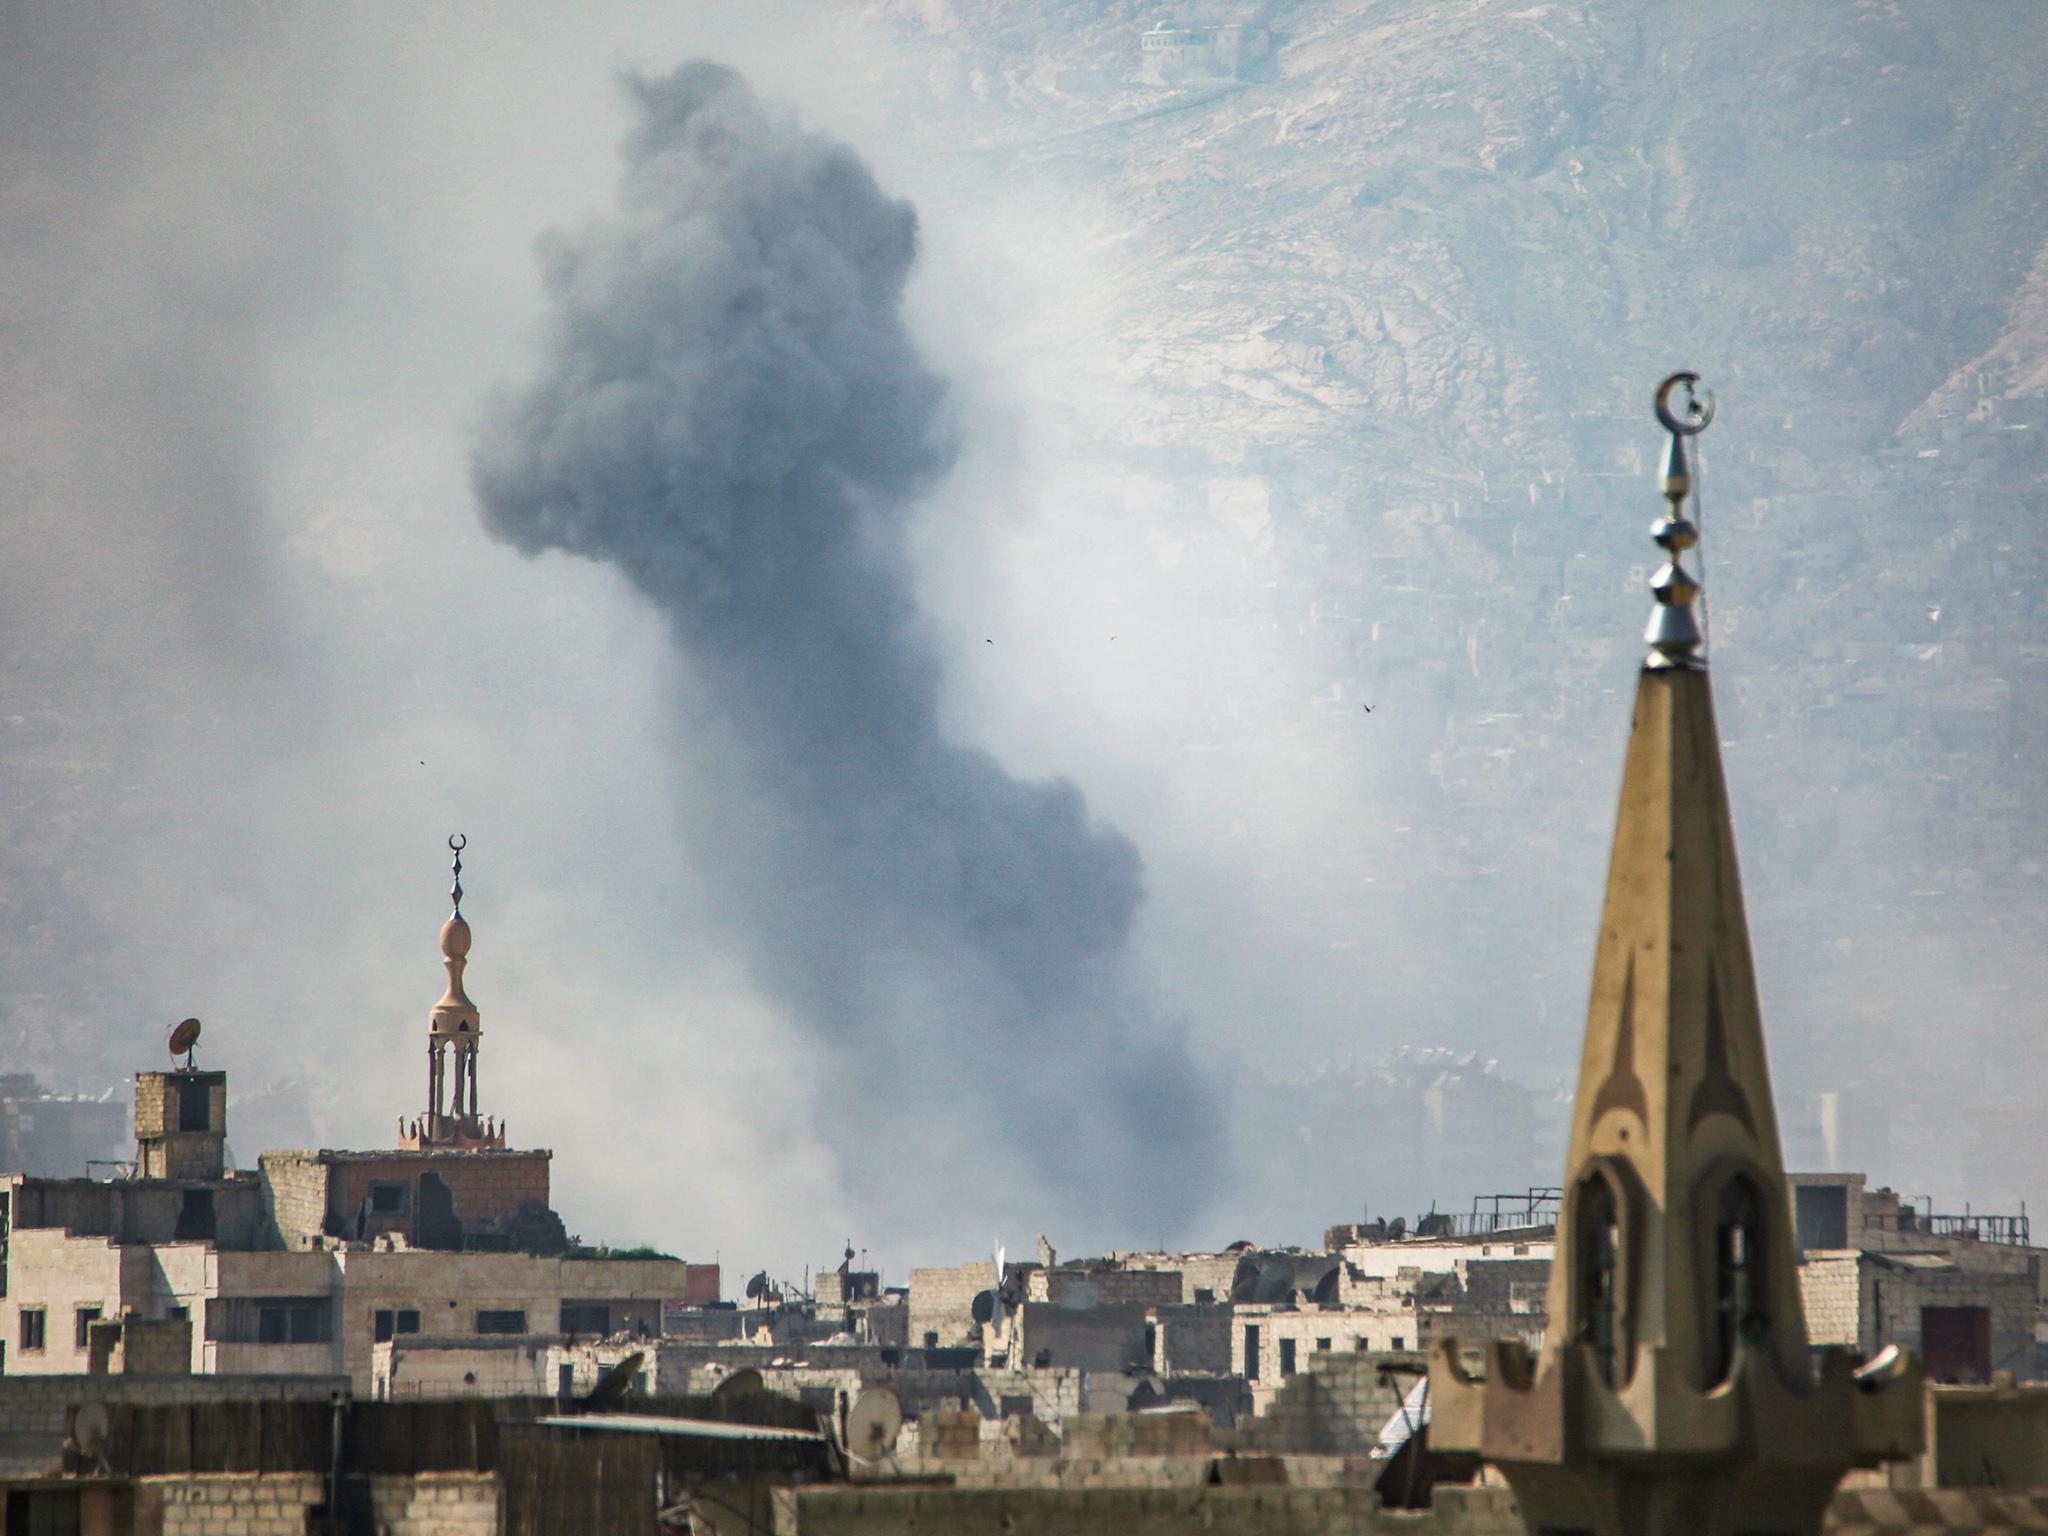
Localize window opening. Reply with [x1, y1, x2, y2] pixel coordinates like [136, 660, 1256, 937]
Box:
[1710, 1177, 1767, 1384]
[1575, 1174, 1622, 1386]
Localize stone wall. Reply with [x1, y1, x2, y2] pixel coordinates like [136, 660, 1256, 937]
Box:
[774, 1482, 1523, 1535]
[367, 1469, 502, 1533]
[1153, 1305, 1231, 1374]
[1012, 1304, 1151, 1372]
[1802, 1253, 1864, 1347]
[3, 1173, 265, 1248]
[908, 1263, 991, 1349]
[259, 1149, 552, 1249]
[1239, 1350, 1423, 1456]
[131, 1469, 501, 1536]
[139, 1471, 325, 1536]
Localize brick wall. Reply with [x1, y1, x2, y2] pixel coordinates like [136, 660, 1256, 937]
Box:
[261, 1149, 552, 1249]
[1153, 1306, 1232, 1374]
[1803, 1254, 1864, 1347]
[139, 1471, 325, 1536]
[908, 1263, 993, 1349]
[257, 1154, 331, 1248]
[131, 1470, 501, 1536]
[367, 1469, 501, 1532]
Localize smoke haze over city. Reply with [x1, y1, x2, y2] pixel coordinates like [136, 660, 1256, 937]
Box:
[1, 1, 2044, 1283]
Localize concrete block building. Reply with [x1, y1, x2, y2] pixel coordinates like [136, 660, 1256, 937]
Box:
[0, 842, 710, 1392]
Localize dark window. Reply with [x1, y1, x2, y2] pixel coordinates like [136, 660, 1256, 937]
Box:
[1193, 1288, 1214, 1304]
[475, 1309, 527, 1335]
[560, 1303, 609, 1336]
[557, 1364, 574, 1398]
[166, 1306, 188, 1322]
[4, 1488, 83, 1536]
[72, 1307, 100, 1349]
[922, 1331, 939, 1349]
[1710, 1178, 1767, 1385]
[397, 1309, 420, 1335]
[1243, 1324, 1261, 1380]
[19, 1309, 45, 1352]
[256, 1301, 327, 1345]
[178, 1079, 211, 1133]
[1391, 1335, 1405, 1351]
[1315, 1337, 1331, 1351]
[1143, 1323, 1157, 1361]
[1279, 1338, 1297, 1375]
[1922, 1306, 1993, 1385]
[1794, 1184, 1849, 1251]
[368, 1182, 408, 1215]
[173, 1188, 215, 1242]
[1575, 1174, 1622, 1386]
[373, 1310, 395, 1344]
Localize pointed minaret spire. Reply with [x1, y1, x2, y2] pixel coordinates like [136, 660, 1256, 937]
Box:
[1428, 375, 1920, 1536]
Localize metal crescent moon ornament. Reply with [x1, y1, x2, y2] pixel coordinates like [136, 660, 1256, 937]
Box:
[448, 834, 466, 853]
[1655, 371, 1716, 436]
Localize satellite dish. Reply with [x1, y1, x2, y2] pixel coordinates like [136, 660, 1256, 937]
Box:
[711, 1367, 766, 1402]
[745, 1270, 769, 1301]
[584, 1351, 644, 1409]
[970, 1289, 995, 1326]
[167, 1018, 202, 1067]
[71, 1403, 110, 1457]
[1388, 1216, 1408, 1241]
[843, 1387, 902, 1463]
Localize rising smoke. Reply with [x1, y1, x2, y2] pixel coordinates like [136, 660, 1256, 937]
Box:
[473, 62, 1218, 1235]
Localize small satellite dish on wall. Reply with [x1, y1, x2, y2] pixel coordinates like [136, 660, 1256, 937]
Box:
[69, 1402, 110, 1469]
[843, 1387, 902, 1464]
[167, 1018, 202, 1068]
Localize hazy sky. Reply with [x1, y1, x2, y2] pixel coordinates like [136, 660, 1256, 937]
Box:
[3, 2, 2041, 1285]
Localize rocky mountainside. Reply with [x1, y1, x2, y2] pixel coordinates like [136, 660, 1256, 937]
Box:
[851, 0, 2048, 1226]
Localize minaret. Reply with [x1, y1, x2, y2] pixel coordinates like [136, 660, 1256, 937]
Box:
[402, 836, 504, 1151]
[1427, 376, 1921, 1536]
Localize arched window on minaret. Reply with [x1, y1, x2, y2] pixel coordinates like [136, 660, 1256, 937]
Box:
[1708, 1173, 1768, 1386]
[1572, 1163, 1630, 1388]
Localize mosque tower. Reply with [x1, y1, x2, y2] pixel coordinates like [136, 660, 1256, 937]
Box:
[401, 836, 505, 1151]
[1427, 377, 1922, 1536]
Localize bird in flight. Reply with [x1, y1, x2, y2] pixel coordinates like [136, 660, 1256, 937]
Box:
[1361, 705, 1373, 713]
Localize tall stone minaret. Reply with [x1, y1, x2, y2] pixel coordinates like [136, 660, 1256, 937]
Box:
[1428, 376, 1921, 1536]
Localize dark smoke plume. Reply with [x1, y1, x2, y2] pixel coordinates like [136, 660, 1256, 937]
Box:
[475, 62, 1216, 1233]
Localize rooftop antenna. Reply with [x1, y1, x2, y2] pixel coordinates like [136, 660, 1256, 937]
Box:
[1647, 371, 1715, 670]
[167, 1018, 202, 1071]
